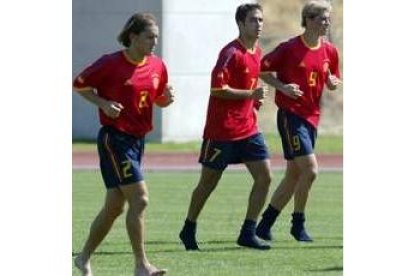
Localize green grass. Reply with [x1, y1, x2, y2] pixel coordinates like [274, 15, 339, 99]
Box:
[73, 134, 343, 154]
[73, 170, 343, 275]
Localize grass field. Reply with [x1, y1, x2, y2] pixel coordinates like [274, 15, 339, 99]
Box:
[72, 134, 343, 154]
[73, 170, 342, 275]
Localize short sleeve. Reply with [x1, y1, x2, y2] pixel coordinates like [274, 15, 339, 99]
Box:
[156, 61, 169, 97]
[73, 55, 110, 91]
[261, 42, 288, 73]
[211, 47, 238, 90]
[329, 46, 341, 79]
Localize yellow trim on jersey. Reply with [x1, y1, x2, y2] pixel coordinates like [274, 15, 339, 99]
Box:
[104, 133, 123, 182]
[210, 86, 252, 93]
[210, 88, 225, 91]
[73, 86, 95, 92]
[203, 139, 211, 162]
[300, 35, 321, 50]
[236, 38, 258, 54]
[283, 116, 294, 153]
[122, 50, 148, 66]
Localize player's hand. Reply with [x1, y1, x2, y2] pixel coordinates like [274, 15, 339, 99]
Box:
[282, 83, 303, 99]
[252, 85, 268, 100]
[254, 98, 265, 110]
[163, 84, 175, 104]
[326, 69, 342, 90]
[102, 101, 124, 119]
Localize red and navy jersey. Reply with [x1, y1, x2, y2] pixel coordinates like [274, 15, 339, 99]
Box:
[203, 39, 262, 141]
[73, 51, 168, 137]
[261, 35, 340, 127]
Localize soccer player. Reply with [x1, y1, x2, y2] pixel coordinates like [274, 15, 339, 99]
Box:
[73, 13, 174, 276]
[179, 3, 272, 251]
[256, 0, 341, 242]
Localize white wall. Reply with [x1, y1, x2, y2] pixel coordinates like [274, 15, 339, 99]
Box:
[72, 0, 163, 140]
[160, 0, 254, 142]
[73, 0, 256, 141]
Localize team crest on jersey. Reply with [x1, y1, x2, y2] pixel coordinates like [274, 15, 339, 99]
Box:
[263, 60, 270, 68]
[152, 74, 160, 89]
[244, 68, 250, 73]
[217, 72, 224, 80]
[298, 61, 306, 68]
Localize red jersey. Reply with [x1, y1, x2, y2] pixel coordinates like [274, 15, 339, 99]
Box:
[261, 35, 340, 127]
[73, 51, 168, 137]
[203, 39, 262, 141]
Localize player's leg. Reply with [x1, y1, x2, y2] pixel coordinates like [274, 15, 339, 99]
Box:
[232, 133, 271, 250]
[290, 153, 318, 242]
[75, 126, 128, 276]
[270, 160, 301, 210]
[237, 158, 272, 250]
[74, 188, 125, 276]
[256, 109, 306, 241]
[281, 112, 318, 242]
[179, 166, 223, 250]
[256, 160, 300, 241]
[99, 126, 166, 272]
[245, 159, 272, 221]
[121, 182, 167, 276]
[179, 139, 227, 250]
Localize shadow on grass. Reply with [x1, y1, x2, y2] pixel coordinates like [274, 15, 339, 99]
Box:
[72, 240, 342, 256]
[275, 245, 343, 250]
[307, 265, 343, 272]
[72, 240, 243, 256]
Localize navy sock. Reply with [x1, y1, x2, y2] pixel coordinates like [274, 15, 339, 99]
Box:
[241, 219, 257, 236]
[291, 212, 305, 225]
[180, 218, 199, 250]
[290, 212, 312, 241]
[238, 219, 271, 250]
[183, 218, 196, 231]
[261, 205, 280, 226]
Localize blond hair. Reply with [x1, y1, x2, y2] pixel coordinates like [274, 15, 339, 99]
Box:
[301, 0, 332, 27]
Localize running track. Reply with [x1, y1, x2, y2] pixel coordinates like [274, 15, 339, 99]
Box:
[73, 152, 342, 171]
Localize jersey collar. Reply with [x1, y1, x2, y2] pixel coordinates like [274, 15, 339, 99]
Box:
[300, 35, 321, 50]
[236, 38, 257, 54]
[122, 50, 148, 66]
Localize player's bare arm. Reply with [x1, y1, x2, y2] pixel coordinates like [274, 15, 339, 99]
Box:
[155, 84, 175, 107]
[78, 89, 124, 118]
[260, 72, 303, 99]
[210, 85, 267, 100]
[326, 69, 342, 90]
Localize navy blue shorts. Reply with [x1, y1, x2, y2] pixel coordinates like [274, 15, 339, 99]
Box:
[97, 126, 145, 189]
[199, 133, 270, 170]
[277, 109, 317, 160]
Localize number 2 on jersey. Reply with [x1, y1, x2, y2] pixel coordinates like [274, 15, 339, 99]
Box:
[137, 91, 149, 113]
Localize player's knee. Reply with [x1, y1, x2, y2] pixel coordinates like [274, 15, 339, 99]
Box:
[256, 171, 272, 187]
[196, 179, 218, 195]
[264, 171, 273, 185]
[127, 194, 149, 213]
[104, 204, 124, 219]
[113, 205, 125, 218]
[306, 167, 318, 181]
[136, 195, 149, 210]
[300, 167, 318, 186]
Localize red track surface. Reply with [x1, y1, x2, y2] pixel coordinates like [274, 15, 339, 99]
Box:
[73, 152, 342, 171]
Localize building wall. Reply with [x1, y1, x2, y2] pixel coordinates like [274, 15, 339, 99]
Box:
[73, 0, 255, 141]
